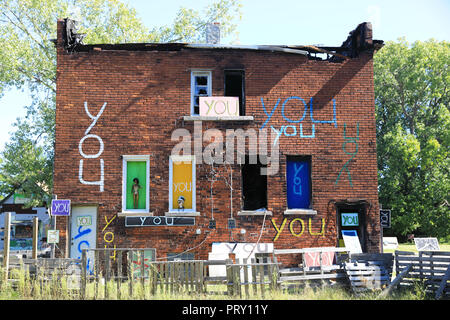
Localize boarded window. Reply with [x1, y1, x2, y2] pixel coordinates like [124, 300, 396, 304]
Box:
[224, 70, 245, 115]
[286, 156, 312, 209]
[169, 155, 196, 213]
[242, 158, 267, 210]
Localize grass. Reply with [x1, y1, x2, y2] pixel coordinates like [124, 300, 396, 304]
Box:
[1, 243, 447, 300]
[383, 242, 450, 254]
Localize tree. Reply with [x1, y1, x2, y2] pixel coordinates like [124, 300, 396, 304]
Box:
[374, 39, 450, 240]
[0, 0, 242, 206]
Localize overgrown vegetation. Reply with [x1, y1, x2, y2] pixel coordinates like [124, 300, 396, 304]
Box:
[0, 267, 436, 300]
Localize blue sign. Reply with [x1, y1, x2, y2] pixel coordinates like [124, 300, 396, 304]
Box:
[51, 199, 71, 216]
[286, 159, 311, 209]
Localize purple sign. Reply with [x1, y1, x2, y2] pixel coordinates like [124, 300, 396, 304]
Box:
[51, 199, 71, 216]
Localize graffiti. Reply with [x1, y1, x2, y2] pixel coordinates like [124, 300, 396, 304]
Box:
[335, 122, 359, 186]
[79, 102, 107, 192]
[271, 217, 325, 242]
[102, 214, 117, 260]
[74, 225, 92, 273]
[260, 97, 337, 141]
[200, 97, 239, 116]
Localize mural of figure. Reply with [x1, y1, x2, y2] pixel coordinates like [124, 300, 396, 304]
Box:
[132, 178, 141, 209]
[177, 196, 185, 210]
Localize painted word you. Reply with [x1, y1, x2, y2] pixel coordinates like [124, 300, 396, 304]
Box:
[260, 96, 337, 141]
[200, 96, 239, 117]
[79, 102, 107, 192]
[271, 217, 325, 241]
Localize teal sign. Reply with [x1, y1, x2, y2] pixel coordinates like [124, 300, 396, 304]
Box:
[341, 213, 359, 226]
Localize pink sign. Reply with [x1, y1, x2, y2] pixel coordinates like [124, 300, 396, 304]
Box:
[304, 251, 335, 268]
[199, 96, 239, 117]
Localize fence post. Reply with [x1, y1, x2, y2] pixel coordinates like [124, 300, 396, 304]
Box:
[127, 251, 133, 298]
[81, 249, 87, 300]
[226, 259, 233, 296]
[243, 258, 249, 298]
[251, 258, 257, 295]
[32, 217, 39, 260]
[259, 262, 265, 299]
[117, 251, 122, 300]
[2, 212, 11, 283]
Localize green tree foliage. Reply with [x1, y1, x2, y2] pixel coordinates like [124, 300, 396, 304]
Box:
[374, 39, 450, 240]
[0, 0, 242, 205]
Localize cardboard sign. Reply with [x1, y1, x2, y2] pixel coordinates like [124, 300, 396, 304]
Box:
[47, 230, 60, 244]
[414, 237, 440, 251]
[199, 96, 239, 117]
[51, 199, 71, 216]
[342, 230, 362, 254]
[383, 237, 399, 250]
[341, 213, 359, 226]
[304, 251, 335, 268]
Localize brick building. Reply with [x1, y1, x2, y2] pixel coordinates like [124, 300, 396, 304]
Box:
[54, 19, 383, 266]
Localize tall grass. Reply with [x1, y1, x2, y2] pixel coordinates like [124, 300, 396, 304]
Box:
[0, 267, 433, 300]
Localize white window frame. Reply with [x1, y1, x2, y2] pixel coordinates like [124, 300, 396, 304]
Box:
[168, 155, 197, 215]
[191, 70, 212, 116]
[121, 155, 150, 215]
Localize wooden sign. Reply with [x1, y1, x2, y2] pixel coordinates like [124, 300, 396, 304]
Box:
[380, 209, 391, 228]
[125, 216, 195, 227]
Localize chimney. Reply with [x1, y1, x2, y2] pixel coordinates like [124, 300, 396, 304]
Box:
[206, 22, 220, 44]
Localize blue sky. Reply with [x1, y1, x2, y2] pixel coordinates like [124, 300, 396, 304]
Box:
[1, 0, 449, 151]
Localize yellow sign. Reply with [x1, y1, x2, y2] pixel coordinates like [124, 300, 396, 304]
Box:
[172, 160, 193, 210]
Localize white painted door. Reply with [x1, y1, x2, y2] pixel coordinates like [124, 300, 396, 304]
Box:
[70, 206, 97, 273]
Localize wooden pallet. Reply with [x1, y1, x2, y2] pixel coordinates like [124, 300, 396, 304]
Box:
[345, 261, 391, 293]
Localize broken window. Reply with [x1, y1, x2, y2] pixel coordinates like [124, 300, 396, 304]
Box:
[286, 156, 312, 209]
[191, 70, 211, 115]
[242, 157, 267, 211]
[224, 70, 245, 115]
[122, 155, 150, 213]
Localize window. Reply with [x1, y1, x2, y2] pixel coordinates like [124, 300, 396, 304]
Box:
[191, 70, 211, 115]
[224, 70, 245, 115]
[286, 156, 312, 209]
[242, 157, 267, 211]
[122, 155, 150, 214]
[169, 155, 196, 214]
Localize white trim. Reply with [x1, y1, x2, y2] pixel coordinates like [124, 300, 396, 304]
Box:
[122, 155, 150, 214]
[183, 116, 254, 121]
[191, 70, 212, 116]
[237, 210, 273, 216]
[169, 155, 196, 213]
[283, 209, 317, 215]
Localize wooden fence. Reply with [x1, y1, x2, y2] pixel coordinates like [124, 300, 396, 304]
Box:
[380, 250, 450, 299]
[79, 248, 280, 299]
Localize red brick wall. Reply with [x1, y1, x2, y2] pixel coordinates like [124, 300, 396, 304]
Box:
[54, 20, 380, 262]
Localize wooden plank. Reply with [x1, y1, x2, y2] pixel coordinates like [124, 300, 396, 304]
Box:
[243, 258, 249, 298]
[251, 258, 257, 295]
[379, 264, 412, 298]
[3, 212, 11, 282]
[259, 263, 265, 299]
[274, 247, 349, 254]
[32, 217, 38, 260]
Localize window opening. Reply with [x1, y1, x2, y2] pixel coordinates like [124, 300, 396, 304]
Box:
[191, 71, 211, 115]
[286, 156, 312, 209]
[224, 70, 245, 115]
[242, 156, 267, 211]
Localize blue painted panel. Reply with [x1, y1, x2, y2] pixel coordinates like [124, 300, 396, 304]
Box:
[286, 159, 311, 209]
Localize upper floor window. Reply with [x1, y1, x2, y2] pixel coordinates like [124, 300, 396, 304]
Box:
[191, 70, 211, 116]
[224, 70, 245, 116]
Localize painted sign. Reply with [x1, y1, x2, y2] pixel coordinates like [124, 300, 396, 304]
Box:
[170, 156, 195, 212]
[380, 209, 391, 228]
[125, 216, 195, 227]
[199, 96, 239, 117]
[70, 206, 97, 274]
[342, 230, 362, 254]
[47, 230, 60, 244]
[51, 199, 71, 216]
[341, 213, 359, 226]
[304, 251, 335, 268]
[414, 238, 440, 251]
[286, 159, 311, 209]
